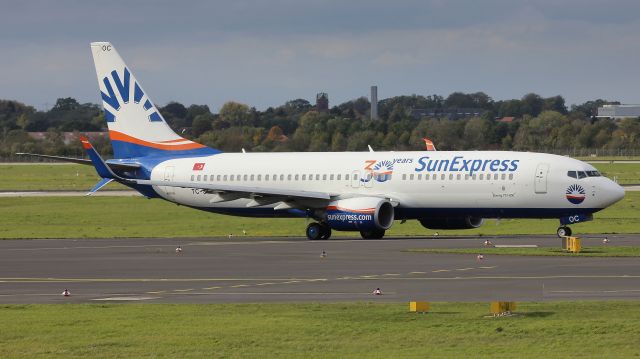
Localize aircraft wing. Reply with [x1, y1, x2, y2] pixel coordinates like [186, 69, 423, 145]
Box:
[136, 179, 336, 204]
[16, 152, 141, 172]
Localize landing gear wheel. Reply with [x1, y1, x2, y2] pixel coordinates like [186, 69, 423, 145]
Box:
[306, 222, 322, 240]
[319, 223, 332, 240]
[360, 228, 385, 239]
[557, 226, 572, 238]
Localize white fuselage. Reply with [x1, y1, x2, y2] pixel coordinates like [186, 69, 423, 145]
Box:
[147, 151, 624, 220]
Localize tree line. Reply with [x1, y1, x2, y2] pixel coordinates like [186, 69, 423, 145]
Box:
[0, 92, 637, 158]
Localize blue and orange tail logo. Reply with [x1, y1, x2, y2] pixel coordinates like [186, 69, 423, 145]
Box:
[101, 67, 162, 123]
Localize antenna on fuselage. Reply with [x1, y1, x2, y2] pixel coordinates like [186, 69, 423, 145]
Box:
[368, 145, 374, 152]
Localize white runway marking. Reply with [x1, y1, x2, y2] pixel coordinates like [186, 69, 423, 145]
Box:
[93, 296, 158, 301]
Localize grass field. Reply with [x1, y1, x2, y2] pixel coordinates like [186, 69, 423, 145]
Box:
[0, 163, 128, 191]
[407, 246, 640, 257]
[1, 302, 639, 358]
[0, 191, 638, 239]
[0, 161, 639, 191]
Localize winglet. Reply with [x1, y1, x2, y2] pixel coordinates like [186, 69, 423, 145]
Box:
[422, 138, 437, 151]
[79, 135, 119, 179]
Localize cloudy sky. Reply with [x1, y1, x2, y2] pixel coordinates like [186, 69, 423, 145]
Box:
[1, 0, 639, 111]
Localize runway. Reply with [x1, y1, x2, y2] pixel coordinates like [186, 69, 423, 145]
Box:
[1, 235, 639, 304]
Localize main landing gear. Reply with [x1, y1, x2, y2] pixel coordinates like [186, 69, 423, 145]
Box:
[306, 222, 332, 240]
[557, 226, 572, 237]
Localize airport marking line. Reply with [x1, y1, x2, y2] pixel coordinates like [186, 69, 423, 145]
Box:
[173, 289, 194, 292]
[550, 289, 640, 294]
[202, 286, 222, 290]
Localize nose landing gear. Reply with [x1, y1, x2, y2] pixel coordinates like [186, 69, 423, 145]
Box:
[557, 226, 572, 237]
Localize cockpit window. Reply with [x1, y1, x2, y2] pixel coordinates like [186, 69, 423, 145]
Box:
[577, 171, 587, 179]
[567, 171, 577, 179]
[586, 170, 601, 177]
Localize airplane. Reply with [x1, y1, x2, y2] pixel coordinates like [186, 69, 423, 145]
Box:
[19, 42, 625, 240]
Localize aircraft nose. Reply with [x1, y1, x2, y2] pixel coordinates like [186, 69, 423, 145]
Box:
[603, 180, 625, 207]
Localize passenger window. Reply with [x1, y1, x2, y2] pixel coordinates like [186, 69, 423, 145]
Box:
[345, 174, 349, 180]
[217, 175, 221, 181]
[190, 175, 194, 181]
[567, 171, 577, 179]
[465, 174, 469, 180]
[250, 174, 254, 181]
[449, 174, 453, 180]
[425, 174, 430, 180]
[472, 174, 477, 180]
[295, 174, 299, 180]
[479, 174, 484, 180]
[302, 174, 306, 180]
[493, 173, 498, 180]
[509, 173, 513, 180]
[322, 174, 327, 180]
[316, 174, 320, 181]
[337, 174, 341, 180]
[417, 174, 422, 180]
[440, 174, 445, 180]
[501, 173, 506, 180]
[577, 171, 587, 179]
[402, 174, 407, 180]
[280, 174, 284, 181]
[197, 175, 201, 181]
[203, 175, 207, 181]
[409, 174, 414, 180]
[257, 175, 261, 181]
[330, 174, 334, 180]
[456, 174, 461, 180]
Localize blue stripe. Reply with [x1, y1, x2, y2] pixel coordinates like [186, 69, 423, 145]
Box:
[181, 206, 602, 221]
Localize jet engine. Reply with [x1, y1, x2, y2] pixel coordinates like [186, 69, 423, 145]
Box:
[325, 197, 394, 231]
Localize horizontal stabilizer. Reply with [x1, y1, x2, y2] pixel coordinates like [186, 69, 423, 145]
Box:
[86, 178, 114, 196]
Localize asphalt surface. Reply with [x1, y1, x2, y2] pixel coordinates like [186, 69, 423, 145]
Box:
[1, 234, 639, 304]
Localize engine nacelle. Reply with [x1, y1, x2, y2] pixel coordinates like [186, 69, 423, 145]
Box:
[325, 197, 394, 231]
[419, 216, 484, 230]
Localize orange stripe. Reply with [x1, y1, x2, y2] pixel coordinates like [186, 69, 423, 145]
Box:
[326, 206, 376, 214]
[109, 131, 207, 151]
[159, 138, 190, 143]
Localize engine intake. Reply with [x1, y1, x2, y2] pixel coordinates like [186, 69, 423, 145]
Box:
[419, 216, 484, 230]
[325, 197, 394, 231]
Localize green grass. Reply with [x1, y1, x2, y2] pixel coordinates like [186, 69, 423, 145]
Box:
[591, 163, 640, 184]
[0, 164, 127, 191]
[1, 302, 639, 358]
[407, 246, 640, 257]
[0, 191, 639, 239]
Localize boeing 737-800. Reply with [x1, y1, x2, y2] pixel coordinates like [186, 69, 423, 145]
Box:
[20, 42, 625, 240]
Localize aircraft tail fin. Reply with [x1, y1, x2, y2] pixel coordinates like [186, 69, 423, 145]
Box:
[90, 42, 219, 159]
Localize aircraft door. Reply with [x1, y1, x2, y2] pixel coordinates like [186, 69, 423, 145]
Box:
[534, 163, 549, 194]
[351, 170, 360, 188]
[163, 166, 175, 198]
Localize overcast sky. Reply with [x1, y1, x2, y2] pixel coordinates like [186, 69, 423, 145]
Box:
[1, 0, 639, 111]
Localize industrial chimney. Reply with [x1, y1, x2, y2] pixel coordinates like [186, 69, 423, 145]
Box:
[370, 85, 378, 120]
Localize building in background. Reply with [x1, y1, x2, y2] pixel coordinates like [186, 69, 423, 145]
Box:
[316, 92, 328, 112]
[370, 85, 378, 120]
[597, 104, 640, 119]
